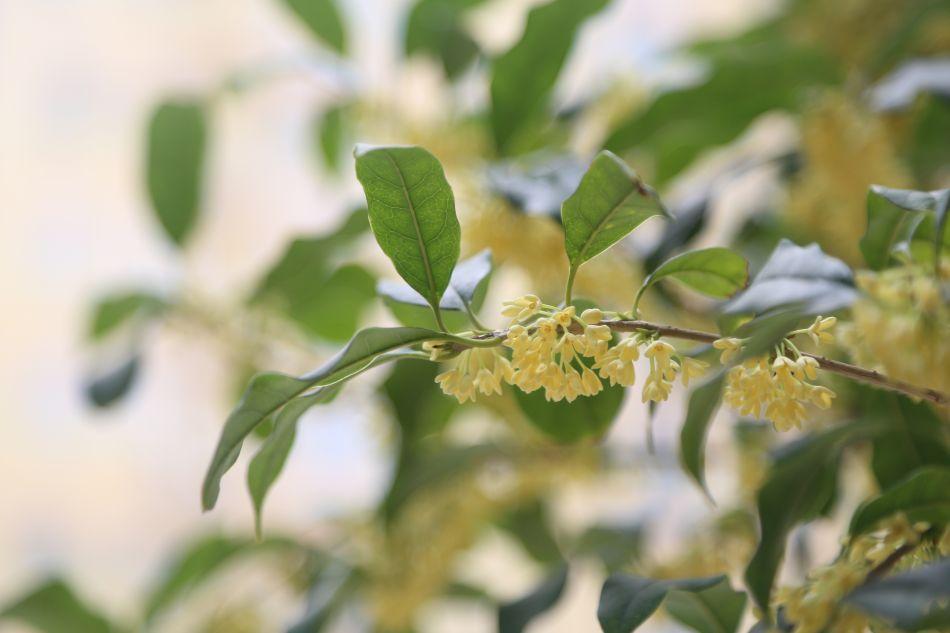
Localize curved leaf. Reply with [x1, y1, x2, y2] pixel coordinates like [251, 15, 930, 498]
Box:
[665, 577, 747, 633]
[860, 185, 950, 270]
[0, 578, 116, 633]
[202, 327, 441, 510]
[146, 100, 207, 246]
[562, 151, 668, 284]
[598, 573, 723, 633]
[88, 291, 165, 341]
[679, 373, 725, 501]
[514, 382, 625, 444]
[283, 0, 346, 54]
[849, 466, 950, 536]
[498, 566, 568, 633]
[405, 0, 487, 79]
[85, 355, 140, 408]
[354, 145, 461, 317]
[636, 247, 748, 313]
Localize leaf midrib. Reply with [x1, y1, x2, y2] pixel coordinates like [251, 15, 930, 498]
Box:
[384, 149, 438, 306]
[573, 184, 637, 268]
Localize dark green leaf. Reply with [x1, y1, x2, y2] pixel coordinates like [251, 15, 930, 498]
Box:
[665, 577, 747, 633]
[487, 152, 586, 219]
[283, 0, 346, 53]
[146, 100, 207, 246]
[598, 573, 723, 633]
[88, 292, 165, 341]
[299, 264, 376, 342]
[679, 373, 725, 501]
[744, 423, 877, 612]
[849, 466, 950, 536]
[85, 355, 140, 408]
[515, 382, 625, 444]
[562, 150, 668, 279]
[405, 0, 487, 79]
[202, 327, 442, 510]
[498, 566, 568, 633]
[0, 578, 116, 633]
[248, 385, 341, 538]
[844, 559, 950, 631]
[636, 247, 748, 312]
[499, 501, 562, 565]
[860, 185, 950, 270]
[489, 0, 609, 154]
[724, 239, 856, 316]
[574, 524, 643, 573]
[354, 145, 461, 317]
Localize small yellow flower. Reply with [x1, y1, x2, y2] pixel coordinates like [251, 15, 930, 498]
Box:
[680, 357, 709, 387]
[553, 306, 576, 328]
[580, 308, 603, 324]
[501, 294, 541, 322]
[713, 337, 743, 364]
[435, 347, 511, 403]
[806, 315, 836, 346]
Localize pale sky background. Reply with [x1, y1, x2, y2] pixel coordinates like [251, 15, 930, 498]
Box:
[0, 0, 778, 630]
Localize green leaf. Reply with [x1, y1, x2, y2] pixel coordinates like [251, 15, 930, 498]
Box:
[88, 291, 165, 341]
[314, 103, 349, 173]
[849, 466, 950, 536]
[598, 573, 724, 633]
[498, 501, 563, 565]
[679, 373, 725, 501]
[514, 382, 625, 444]
[636, 248, 748, 313]
[405, 0, 486, 79]
[724, 240, 856, 316]
[283, 0, 346, 53]
[202, 327, 442, 510]
[562, 150, 668, 295]
[744, 423, 877, 613]
[489, 0, 609, 154]
[860, 185, 950, 270]
[498, 566, 568, 633]
[487, 152, 586, 219]
[248, 385, 341, 538]
[85, 355, 140, 408]
[146, 100, 207, 246]
[299, 264, 376, 342]
[354, 145, 461, 321]
[574, 524, 643, 573]
[665, 577, 747, 633]
[0, 578, 116, 633]
[844, 559, 950, 631]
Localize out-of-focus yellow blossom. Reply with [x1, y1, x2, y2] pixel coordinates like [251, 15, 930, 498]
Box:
[680, 357, 709, 387]
[435, 347, 512, 403]
[842, 265, 950, 393]
[806, 316, 837, 346]
[713, 337, 743, 364]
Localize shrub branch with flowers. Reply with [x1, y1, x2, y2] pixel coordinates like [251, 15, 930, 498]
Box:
[194, 144, 950, 633]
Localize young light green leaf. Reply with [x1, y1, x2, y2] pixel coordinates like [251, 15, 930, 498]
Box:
[88, 291, 165, 341]
[146, 100, 207, 246]
[679, 373, 725, 502]
[849, 466, 950, 536]
[354, 145, 461, 324]
[598, 573, 724, 633]
[202, 326, 442, 510]
[248, 385, 341, 538]
[562, 151, 668, 300]
[283, 0, 347, 54]
[498, 566, 568, 633]
[744, 422, 878, 612]
[85, 355, 140, 408]
[844, 559, 950, 631]
[514, 382, 625, 444]
[490, 0, 609, 153]
[724, 240, 856, 316]
[665, 577, 747, 633]
[0, 578, 116, 633]
[860, 185, 950, 270]
[635, 247, 748, 313]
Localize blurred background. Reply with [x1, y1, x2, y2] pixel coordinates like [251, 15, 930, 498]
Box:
[1, 0, 947, 631]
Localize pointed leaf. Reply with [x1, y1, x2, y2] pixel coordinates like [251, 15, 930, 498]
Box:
[88, 291, 165, 341]
[202, 327, 442, 510]
[405, 0, 487, 79]
[354, 145, 461, 316]
[665, 577, 747, 633]
[598, 573, 724, 633]
[849, 466, 950, 536]
[0, 578, 116, 633]
[498, 566, 568, 633]
[283, 0, 346, 54]
[146, 100, 207, 246]
[679, 373, 725, 500]
[562, 150, 668, 275]
[636, 247, 748, 312]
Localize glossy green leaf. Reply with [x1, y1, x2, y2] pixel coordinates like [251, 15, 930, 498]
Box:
[354, 145, 461, 319]
[598, 573, 724, 633]
[88, 291, 165, 341]
[514, 382, 625, 444]
[744, 423, 877, 612]
[146, 100, 207, 246]
[849, 466, 950, 536]
[636, 248, 748, 312]
[679, 373, 725, 501]
[405, 0, 486, 79]
[665, 577, 747, 633]
[248, 385, 341, 538]
[0, 578, 116, 633]
[498, 566, 568, 633]
[860, 185, 950, 269]
[202, 327, 442, 510]
[724, 240, 856, 316]
[844, 559, 950, 631]
[85, 355, 140, 408]
[490, 0, 609, 154]
[283, 0, 346, 53]
[562, 150, 668, 289]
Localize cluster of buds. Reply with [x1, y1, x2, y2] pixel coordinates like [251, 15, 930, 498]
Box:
[716, 316, 837, 432]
